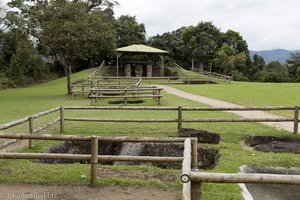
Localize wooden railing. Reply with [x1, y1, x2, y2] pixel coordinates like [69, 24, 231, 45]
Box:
[191, 67, 232, 83]
[89, 86, 163, 105]
[88, 61, 105, 81]
[1, 106, 300, 199]
[70, 78, 142, 99]
[0, 106, 299, 143]
[62, 106, 299, 134]
[180, 138, 300, 200]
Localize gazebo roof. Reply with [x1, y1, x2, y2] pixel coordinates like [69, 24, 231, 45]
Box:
[116, 44, 168, 54]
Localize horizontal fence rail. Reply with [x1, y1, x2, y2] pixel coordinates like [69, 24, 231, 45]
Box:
[62, 106, 299, 134]
[190, 172, 300, 185]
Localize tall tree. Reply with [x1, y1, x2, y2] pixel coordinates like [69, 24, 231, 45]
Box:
[286, 53, 300, 82]
[264, 61, 290, 82]
[9, 0, 116, 94]
[147, 27, 185, 65]
[116, 15, 146, 47]
[181, 22, 222, 63]
[221, 30, 249, 54]
[250, 54, 266, 80]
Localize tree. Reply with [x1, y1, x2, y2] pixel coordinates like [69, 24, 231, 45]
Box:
[181, 22, 222, 60]
[8, 0, 116, 94]
[286, 53, 300, 82]
[7, 40, 46, 85]
[116, 15, 146, 47]
[263, 61, 290, 82]
[147, 27, 185, 65]
[250, 54, 266, 81]
[213, 44, 248, 80]
[221, 30, 249, 54]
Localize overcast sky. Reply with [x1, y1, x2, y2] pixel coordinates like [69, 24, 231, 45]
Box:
[1, 0, 299, 50]
[114, 0, 300, 51]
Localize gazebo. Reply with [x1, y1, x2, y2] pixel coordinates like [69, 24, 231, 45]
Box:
[116, 44, 168, 77]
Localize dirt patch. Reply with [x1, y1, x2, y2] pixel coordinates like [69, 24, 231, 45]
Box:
[43, 141, 220, 169]
[179, 128, 220, 144]
[255, 141, 300, 153]
[42, 141, 122, 164]
[245, 135, 300, 146]
[141, 143, 220, 169]
[0, 184, 179, 200]
[244, 136, 300, 154]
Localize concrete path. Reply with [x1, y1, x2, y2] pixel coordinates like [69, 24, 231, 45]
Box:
[159, 85, 298, 133]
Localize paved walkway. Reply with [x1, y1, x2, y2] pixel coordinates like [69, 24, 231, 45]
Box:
[159, 85, 298, 133]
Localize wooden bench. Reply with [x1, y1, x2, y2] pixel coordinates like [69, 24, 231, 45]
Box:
[89, 87, 163, 105]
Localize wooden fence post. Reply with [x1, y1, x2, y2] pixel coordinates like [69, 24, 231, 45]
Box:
[191, 138, 197, 169]
[28, 116, 34, 149]
[60, 106, 64, 133]
[157, 89, 161, 105]
[191, 138, 202, 200]
[90, 136, 98, 186]
[294, 106, 299, 134]
[178, 106, 183, 133]
[124, 89, 128, 105]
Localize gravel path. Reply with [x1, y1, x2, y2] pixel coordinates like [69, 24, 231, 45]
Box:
[159, 85, 298, 133]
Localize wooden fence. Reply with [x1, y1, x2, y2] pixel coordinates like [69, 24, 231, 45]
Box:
[70, 78, 142, 99]
[0, 106, 298, 148]
[180, 137, 300, 200]
[87, 61, 105, 81]
[89, 86, 163, 105]
[1, 106, 300, 199]
[0, 133, 188, 186]
[61, 106, 299, 134]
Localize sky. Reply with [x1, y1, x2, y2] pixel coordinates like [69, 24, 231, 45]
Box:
[114, 0, 300, 51]
[1, 0, 300, 51]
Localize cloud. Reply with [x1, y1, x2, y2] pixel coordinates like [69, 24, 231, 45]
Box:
[114, 0, 300, 50]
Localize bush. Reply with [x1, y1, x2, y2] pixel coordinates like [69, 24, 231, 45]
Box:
[231, 70, 249, 81]
[0, 76, 15, 90]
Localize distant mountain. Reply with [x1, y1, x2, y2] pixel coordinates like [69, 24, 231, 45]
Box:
[250, 49, 300, 64]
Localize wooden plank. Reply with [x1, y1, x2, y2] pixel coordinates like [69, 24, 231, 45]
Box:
[182, 106, 295, 111]
[31, 107, 60, 119]
[33, 118, 60, 134]
[190, 172, 300, 185]
[89, 95, 163, 98]
[0, 133, 186, 142]
[64, 106, 178, 110]
[0, 153, 183, 162]
[0, 117, 29, 130]
[183, 118, 293, 123]
[97, 155, 183, 162]
[64, 117, 177, 123]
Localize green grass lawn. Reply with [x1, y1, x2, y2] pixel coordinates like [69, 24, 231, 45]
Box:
[173, 81, 300, 116]
[0, 71, 300, 200]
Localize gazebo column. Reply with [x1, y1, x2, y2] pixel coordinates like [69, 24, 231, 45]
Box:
[159, 54, 164, 77]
